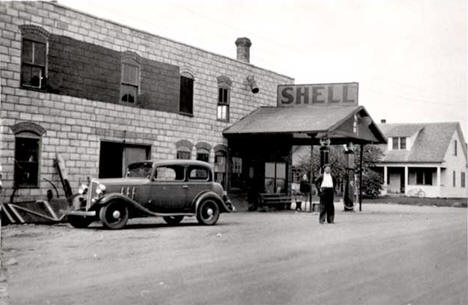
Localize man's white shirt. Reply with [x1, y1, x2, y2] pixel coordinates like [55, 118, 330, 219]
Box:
[321, 173, 334, 188]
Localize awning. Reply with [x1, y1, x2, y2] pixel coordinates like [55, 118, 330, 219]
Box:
[223, 105, 386, 144]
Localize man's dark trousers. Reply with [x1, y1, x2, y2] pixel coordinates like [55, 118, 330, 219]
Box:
[319, 187, 334, 223]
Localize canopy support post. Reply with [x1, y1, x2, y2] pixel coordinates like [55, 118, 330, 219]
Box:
[359, 144, 364, 212]
[309, 141, 314, 212]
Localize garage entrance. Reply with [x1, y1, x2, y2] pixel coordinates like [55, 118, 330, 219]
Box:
[99, 141, 151, 178]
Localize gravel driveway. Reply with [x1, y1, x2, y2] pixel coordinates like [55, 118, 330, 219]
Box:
[2, 203, 467, 305]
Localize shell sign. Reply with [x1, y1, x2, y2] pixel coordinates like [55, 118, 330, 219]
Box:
[277, 82, 358, 107]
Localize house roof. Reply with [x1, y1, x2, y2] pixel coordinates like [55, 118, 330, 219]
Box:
[223, 105, 386, 144]
[378, 122, 466, 163]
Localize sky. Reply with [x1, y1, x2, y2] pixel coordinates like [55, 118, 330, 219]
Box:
[59, 0, 467, 136]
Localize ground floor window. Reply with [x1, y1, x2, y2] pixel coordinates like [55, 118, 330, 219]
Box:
[177, 151, 191, 160]
[214, 151, 226, 187]
[264, 162, 286, 193]
[414, 168, 433, 185]
[453, 170, 456, 187]
[99, 141, 150, 178]
[230, 156, 243, 189]
[196, 150, 209, 162]
[15, 135, 40, 187]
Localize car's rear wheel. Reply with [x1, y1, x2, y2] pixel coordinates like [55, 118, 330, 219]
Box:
[163, 216, 184, 225]
[99, 201, 129, 229]
[68, 215, 93, 228]
[196, 199, 220, 225]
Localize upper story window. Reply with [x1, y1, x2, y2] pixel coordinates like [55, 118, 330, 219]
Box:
[391, 137, 407, 150]
[217, 76, 232, 122]
[20, 25, 49, 90]
[179, 72, 194, 115]
[11, 122, 46, 188]
[121, 51, 141, 104]
[454, 140, 458, 156]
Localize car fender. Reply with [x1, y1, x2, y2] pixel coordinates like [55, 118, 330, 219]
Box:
[97, 193, 138, 206]
[193, 191, 232, 213]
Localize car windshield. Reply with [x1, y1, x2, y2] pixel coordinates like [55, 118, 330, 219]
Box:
[126, 162, 153, 178]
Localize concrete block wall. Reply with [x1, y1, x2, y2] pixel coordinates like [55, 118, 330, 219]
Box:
[0, 1, 294, 202]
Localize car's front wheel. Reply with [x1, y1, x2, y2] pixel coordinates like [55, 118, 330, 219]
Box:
[99, 201, 129, 229]
[68, 215, 93, 228]
[196, 199, 220, 225]
[163, 216, 184, 225]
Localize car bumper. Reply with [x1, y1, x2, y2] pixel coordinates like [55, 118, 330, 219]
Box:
[225, 199, 235, 212]
[66, 210, 96, 217]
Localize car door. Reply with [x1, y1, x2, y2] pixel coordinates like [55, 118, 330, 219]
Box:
[149, 164, 187, 213]
[184, 165, 212, 211]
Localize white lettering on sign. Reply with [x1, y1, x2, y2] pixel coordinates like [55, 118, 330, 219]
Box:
[277, 83, 358, 107]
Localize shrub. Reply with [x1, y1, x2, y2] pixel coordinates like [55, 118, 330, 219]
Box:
[362, 169, 383, 199]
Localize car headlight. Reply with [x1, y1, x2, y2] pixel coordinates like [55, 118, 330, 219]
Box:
[78, 184, 88, 195]
[96, 183, 106, 195]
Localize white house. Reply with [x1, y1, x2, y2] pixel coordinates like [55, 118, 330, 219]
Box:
[374, 122, 467, 198]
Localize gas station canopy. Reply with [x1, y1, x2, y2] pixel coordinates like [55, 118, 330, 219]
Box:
[223, 105, 387, 145]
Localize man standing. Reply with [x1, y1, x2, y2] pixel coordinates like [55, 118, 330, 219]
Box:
[315, 165, 336, 224]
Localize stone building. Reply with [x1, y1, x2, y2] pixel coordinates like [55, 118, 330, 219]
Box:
[0, 1, 293, 203]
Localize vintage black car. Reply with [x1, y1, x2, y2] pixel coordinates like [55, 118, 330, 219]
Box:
[66, 160, 233, 229]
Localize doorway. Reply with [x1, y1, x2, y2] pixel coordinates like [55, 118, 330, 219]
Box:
[99, 141, 151, 178]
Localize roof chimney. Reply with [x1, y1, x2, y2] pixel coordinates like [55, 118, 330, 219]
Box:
[381, 119, 386, 124]
[235, 37, 252, 63]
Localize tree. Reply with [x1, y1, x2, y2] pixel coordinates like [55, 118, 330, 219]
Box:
[295, 144, 384, 197]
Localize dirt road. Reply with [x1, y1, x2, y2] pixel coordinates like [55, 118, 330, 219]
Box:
[3, 204, 467, 305]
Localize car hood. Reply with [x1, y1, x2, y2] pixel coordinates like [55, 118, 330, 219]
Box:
[94, 178, 149, 186]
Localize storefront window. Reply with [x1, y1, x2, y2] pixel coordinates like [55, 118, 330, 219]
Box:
[264, 162, 286, 193]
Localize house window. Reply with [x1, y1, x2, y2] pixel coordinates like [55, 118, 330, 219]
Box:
[416, 170, 423, 185]
[453, 170, 456, 187]
[121, 63, 139, 104]
[216, 76, 232, 122]
[11, 122, 46, 188]
[214, 150, 227, 187]
[392, 137, 399, 150]
[414, 168, 433, 185]
[461, 172, 465, 188]
[176, 151, 190, 160]
[400, 137, 406, 150]
[230, 156, 243, 189]
[20, 25, 49, 89]
[217, 87, 230, 121]
[454, 140, 458, 156]
[179, 73, 194, 115]
[264, 162, 287, 193]
[15, 133, 40, 187]
[120, 51, 141, 105]
[196, 151, 209, 162]
[175, 140, 193, 160]
[391, 137, 407, 150]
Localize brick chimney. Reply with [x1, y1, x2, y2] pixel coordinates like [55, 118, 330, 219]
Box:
[235, 37, 252, 63]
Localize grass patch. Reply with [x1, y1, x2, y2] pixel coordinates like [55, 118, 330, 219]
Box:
[363, 196, 467, 208]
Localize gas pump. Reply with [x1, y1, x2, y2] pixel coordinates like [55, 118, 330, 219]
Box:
[343, 142, 355, 211]
[319, 137, 331, 168]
